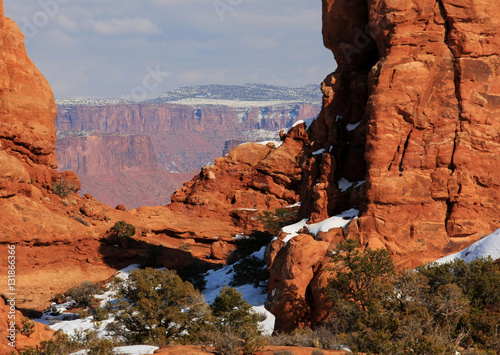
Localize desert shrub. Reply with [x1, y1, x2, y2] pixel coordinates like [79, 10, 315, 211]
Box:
[17, 330, 116, 355]
[209, 328, 245, 355]
[269, 326, 342, 350]
[73, 216, 89, 226]
[230, 255, 269, 288]
[52, 178, 77, 198]
[67, 281, 102, 307]
[20, 318, 35, 337]
[51, 293, 66, 304]
[93, 306, 109, 321]
[324, 240, 500, 354]
[110, 220, 136, 238]
[417, 258, 500, 351]
[273, 351, 294, 355]
[258, 208, 298, 234]
[107, 268, 212, 345]
[210, 286, 265, 354]
[234, 231, 274, 258]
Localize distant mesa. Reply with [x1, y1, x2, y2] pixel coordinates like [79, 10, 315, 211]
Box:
[54, 84, 322, 208]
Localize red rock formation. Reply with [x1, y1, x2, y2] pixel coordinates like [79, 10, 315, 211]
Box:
[267, 0, 500, 332]
[0, 0, 244, 329]
[170, 125, 309, 229]
[0, 298, 54, 353]
[56, 133, 195, 207]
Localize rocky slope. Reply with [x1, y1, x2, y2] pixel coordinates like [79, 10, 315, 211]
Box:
[0, 4, 310, 351]
[265, 0, 500, 332]
[56, 98, 321, 208]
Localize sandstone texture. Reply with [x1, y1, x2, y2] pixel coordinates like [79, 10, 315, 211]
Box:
[56, 102, 320, 208]
[266, 0, 500, 332]
[170, 124, 309, 229]
[0, 298, 54, 353]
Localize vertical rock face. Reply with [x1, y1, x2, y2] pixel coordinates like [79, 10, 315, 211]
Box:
[304, 0, 500, 263]
[0, 9, 57, 187]
[268, 0, 500, 332]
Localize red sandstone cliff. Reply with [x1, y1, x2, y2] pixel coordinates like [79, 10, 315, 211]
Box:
[265, 0, 500, 332]
[55, 103, 320, 207]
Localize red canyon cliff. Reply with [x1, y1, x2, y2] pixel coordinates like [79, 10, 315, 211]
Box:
[265, 0, 500, 332]
[55, 97, 321, 208]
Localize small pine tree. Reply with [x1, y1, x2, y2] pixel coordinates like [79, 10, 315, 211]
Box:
[110, 221, 135, 238]
[108, 268, 212, 345]
[211, 286, 264, 354]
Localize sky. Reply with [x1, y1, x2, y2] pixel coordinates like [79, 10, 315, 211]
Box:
[3, 0, 336, 101]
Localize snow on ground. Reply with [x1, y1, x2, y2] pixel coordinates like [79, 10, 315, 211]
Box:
[69, 345, 159, 355]
[35, 264, 141, 336]
[435, 228, 500, 264]
[202, 247, 275, 335]
[161, 98, 309, 108]
[254, 140, 283, 148]
[281, 208, 360, 244]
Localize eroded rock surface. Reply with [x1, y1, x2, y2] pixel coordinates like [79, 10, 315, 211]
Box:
[267, 0, 500, 332]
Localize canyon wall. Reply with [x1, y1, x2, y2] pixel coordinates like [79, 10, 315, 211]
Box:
[266, 0, 500, 331]
[55, 103, 320, 208]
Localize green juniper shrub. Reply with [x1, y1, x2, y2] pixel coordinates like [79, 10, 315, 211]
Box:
[16, 330, 116, 355]
[210, 286, 265, 354]
[67, 281, 102, 308]
[417, 258, 500, 351]
[176, 261, 219, 291]
[20, 318, 35, 337]
[257, 208, 298, 235]
[230, 255, 269, 289]
[52, 178, 77, 198]
[325, 240, 500, 354]
[93, 306, 109, 321]
[269, 326, 342, 350]
[107, 268, 212, 345]
[110, 221, 136, 238]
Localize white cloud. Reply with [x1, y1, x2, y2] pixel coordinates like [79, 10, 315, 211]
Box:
[87, 17, 162, 36]
[57, 14, 77, 31]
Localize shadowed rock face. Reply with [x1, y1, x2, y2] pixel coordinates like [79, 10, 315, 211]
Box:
[267, 0, 500, 332]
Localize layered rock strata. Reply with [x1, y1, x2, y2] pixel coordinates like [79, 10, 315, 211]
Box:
[56, 102, 320, 207]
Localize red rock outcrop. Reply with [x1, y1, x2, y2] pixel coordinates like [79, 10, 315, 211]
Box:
[0, 298, 54, 353]
[266, 0, 500, 332]
[170, 124, 309, 229]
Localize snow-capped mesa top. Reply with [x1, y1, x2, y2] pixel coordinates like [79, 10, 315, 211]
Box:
[56, 84, 322, 107]
[56, 98, 132, 106]
[148, 83, 322, 105]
